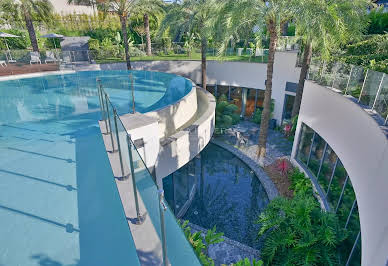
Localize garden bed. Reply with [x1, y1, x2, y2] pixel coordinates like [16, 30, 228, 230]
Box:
[263, 160, 294, 199]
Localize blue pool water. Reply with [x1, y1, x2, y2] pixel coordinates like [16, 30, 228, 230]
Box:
[163, 143, 269, 249]
[0, 70, 193, 266]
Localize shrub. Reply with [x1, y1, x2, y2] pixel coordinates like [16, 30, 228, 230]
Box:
[367, 7, 388, 35]
[215, 95, 240, 129]
[252, 109, 262, 124]
[179, 220, 224, 266]
[258, 194, 347, 266]
[289, 168, 313, 195]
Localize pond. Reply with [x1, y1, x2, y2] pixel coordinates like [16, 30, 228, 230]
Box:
[163, 143, 269, 249]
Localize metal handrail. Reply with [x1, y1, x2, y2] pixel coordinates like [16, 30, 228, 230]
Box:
[97, 81, 173, 265]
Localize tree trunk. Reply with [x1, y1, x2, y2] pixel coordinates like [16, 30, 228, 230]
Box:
[120, 15, 131, 70]
[23, 9, 39, 52]
[144, 13, 152, 56]
[291, 41, 312, 117]
[257, 20, 278, 160]
[201, 36, 207, 90]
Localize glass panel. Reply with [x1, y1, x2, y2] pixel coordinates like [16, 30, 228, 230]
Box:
[217, 85, 229, 100]
[317, 145, 337, 192]
[337, 179, 357, 227]
[342, 205, 361, 265]
[129, 138, 162, 235]
[359, 70, 384, 107]
[374, 74, 388, 120]
[282, 94, 295, 123]
[346, 234, 361, 266]
[319, 61, 337, 87]
[327, 159, 347, 209]
[296, 124, 314, 165]
[332, 62, 352, 93]
[308, 58, 323, 81]
[230, 87, 242, 114]
[307, 134, 325, 174]
[346, 65, 366, 99]
[245, 88, 257, 117]
[256, 90, 265, 109]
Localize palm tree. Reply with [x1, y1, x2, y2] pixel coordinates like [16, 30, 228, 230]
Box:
[160, 0, 223, 90]
[222, 0, 297, 161]
[69, 0, 143, 70]
[137, 0, 165, 56]
[290, 0, 371, 118]
[0, 0, 54, 52]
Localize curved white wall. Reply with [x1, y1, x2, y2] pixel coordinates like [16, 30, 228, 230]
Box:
[144, 82, 198, 138]
[291, 80, 388, 266]
[100, 51, 301, 124]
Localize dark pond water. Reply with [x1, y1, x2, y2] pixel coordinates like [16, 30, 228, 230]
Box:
[163, 143, 269, 249]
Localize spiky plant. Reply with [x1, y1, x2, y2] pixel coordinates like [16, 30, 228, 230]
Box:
[258, 193, 347, 265]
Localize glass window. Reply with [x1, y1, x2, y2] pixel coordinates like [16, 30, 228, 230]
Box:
[295, 123, 361, 266]
[256, 90, 265, 109]
[317, 145, 337, 192]
[307, 134, 325, 174]
[327, 159, 348, 210]
[230, 87, 242, 114]
[207, 85, 216, 97]
[296, 124, 314, 165]
[217, 85, 229, 100]
[282, 94, 295, 123]
[245, 88, 257, 117]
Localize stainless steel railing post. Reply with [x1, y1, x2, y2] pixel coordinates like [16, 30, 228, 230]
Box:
[96, 79, 105, 121]
[358, 69, 369, 103]
[158, 189, 168, 266]
[102, 91, 109, 134]
[113, 109, 125, 178]
[127, 134, 145, 224]
[372, 73, 385, 111]
[104, 93, 115, 152]
[344, 65, 354, 95]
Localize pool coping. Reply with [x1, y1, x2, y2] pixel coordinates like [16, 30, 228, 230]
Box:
[210, 139, 279, 201]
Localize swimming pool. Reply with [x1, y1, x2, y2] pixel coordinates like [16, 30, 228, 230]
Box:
[0, 70, 193, 266]
[163, 143, 269, 249]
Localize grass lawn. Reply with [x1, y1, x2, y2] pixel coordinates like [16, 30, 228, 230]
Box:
[95, 53, 268, 64]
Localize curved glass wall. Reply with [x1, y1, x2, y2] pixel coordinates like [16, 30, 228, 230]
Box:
[296, 123, 361, 265]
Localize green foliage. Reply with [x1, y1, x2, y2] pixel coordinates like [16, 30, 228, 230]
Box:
[336, 34, 388, 74]
[252, 109, 262, 125]
[289, 168, 313, 196]
[258, 194, 347, 266]
[367, 7, 388, 34]
[230, 258, 263, 266]
[216, 94, 239, 129]
[204, 225, 224, 251]
[0, 29, 30, 50]
[179, 220, 224, 266]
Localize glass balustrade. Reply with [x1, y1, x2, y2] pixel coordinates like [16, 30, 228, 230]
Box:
[98, 83, 201, 266]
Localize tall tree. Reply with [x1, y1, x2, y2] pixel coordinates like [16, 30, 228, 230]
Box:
[160, 0, 223, 90]
[136, 0, 164, 56]
[291, 0, 371, 118]
[222, 0, 297, 161]
[68, 0, 141, 70]
[0, 0, 54, 52]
